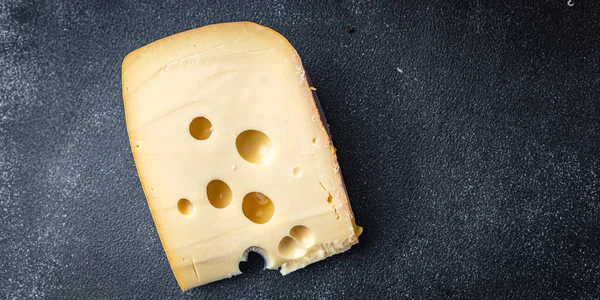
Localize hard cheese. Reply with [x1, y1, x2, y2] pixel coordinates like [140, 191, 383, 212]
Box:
[121, 22, 362, 290]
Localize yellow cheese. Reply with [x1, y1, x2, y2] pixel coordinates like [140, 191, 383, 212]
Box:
[121, 21, 362, 290]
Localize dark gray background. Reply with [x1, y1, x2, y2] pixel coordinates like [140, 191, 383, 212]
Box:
[1, 0, 599, 299]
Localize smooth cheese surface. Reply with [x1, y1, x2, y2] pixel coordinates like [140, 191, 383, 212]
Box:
[122, 22, 362, 290]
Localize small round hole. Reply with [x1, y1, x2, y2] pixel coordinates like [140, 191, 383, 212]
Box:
[239, 250, 267, 274]
[289, 225, 315, 248]
[278, 236, 307, 259]
[311, 138, 317, 145]
[206, 180, 232, 209]
[242, 192, 274, 224]
[189, 117, 212, 140]
[236, 130, 274, 164]
[292, 167, 303, 177]
[177, 198, 194, 216]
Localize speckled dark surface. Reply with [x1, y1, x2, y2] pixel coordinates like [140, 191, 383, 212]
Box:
[1, 1, 600, 299]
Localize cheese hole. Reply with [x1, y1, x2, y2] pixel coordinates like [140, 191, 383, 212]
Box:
[289, 225, 315, 248]
[206, 180, 232, 209]
[311, 138, 317, 145]
[236, 130, 274, 164]
[292, 167, 303, 177]
[177, 198, 194, 216]
[189, 117, 212, 140]
[278, 236, 307, 259]
[242, 192, 274, 224]
[239, 251, 266, 274]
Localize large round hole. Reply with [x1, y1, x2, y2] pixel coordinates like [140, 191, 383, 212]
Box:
[242, 192, 274, 224]
[235, 130, 274, 164]
[278, 236, 307, 259]
[177, 198, 194, 216]
[289, 225, 315, 248]
[189, 117, 212, 140]
[206, 180, 232, 209]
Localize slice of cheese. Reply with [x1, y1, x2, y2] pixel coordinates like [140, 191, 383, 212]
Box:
[121, 21, 362, 290]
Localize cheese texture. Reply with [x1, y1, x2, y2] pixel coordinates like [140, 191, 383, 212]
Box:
[121, 21, 362, 290]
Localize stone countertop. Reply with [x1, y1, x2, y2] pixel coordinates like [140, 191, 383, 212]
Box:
[1, 1, 599, 299]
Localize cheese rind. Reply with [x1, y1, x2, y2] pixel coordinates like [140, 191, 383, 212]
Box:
[122, 22, 362, 290]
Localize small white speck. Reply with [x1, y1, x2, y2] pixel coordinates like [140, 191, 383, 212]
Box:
[396, 68, 403, 73]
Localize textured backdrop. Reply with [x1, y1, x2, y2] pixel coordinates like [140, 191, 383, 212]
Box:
[1, 0, 599, 299]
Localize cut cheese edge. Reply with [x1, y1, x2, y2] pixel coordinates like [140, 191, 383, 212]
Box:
[121, 21, 362, 290]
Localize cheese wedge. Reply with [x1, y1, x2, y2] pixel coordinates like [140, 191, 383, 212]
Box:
[121, 21, 362, 290]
